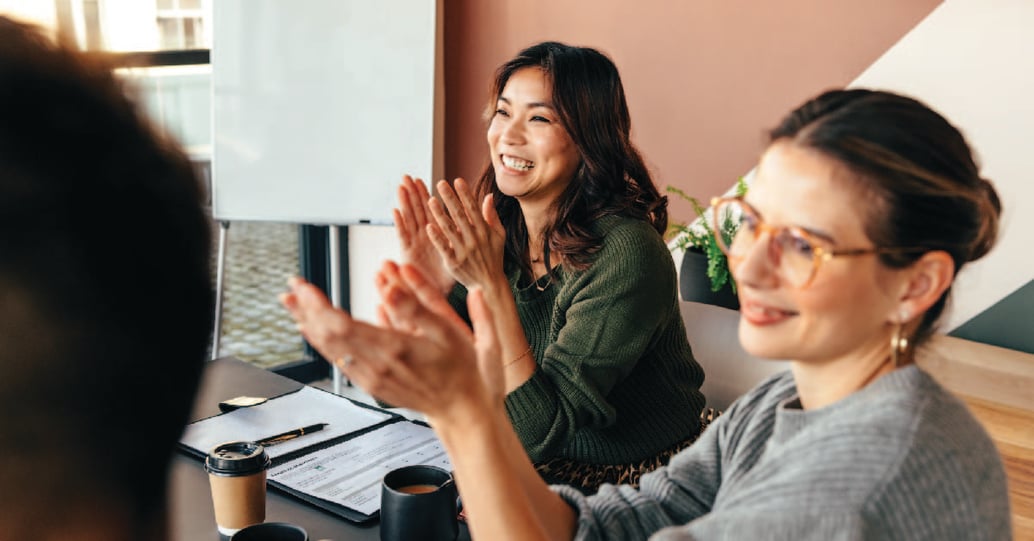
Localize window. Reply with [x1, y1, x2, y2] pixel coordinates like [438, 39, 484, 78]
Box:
[0, 0, 211, 52]
[155, 0, 206, 50]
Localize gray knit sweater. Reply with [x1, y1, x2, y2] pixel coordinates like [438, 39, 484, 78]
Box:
[555, 365, 1012, 540]
[450, 215, 705, 464]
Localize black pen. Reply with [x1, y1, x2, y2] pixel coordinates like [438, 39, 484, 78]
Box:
[255, 423, 328, 447]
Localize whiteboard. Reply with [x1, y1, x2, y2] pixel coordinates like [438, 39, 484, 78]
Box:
[212, 0, 440, 224]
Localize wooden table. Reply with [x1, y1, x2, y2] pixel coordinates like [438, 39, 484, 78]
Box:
[168, 357, 467, 541]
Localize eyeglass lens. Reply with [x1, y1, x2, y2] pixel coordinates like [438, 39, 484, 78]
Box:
[715, 199, 823, 288]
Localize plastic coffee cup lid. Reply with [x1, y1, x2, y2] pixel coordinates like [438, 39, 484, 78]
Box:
[205, 441, 271, 476]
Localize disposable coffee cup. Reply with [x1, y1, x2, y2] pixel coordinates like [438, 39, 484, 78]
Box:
[205, 441, 272, 536]
[380, 465, 458, 541]
[230, 521, 308, 541]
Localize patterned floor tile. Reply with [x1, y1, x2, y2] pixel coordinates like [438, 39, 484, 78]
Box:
[214, 221, 305, 369]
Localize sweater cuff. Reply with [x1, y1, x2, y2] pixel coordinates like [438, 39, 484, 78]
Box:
[505, 370, 555, 427]
[550, 484, 598, 541]
[506, 368, 553, 412]
[504, 369, 570, 461]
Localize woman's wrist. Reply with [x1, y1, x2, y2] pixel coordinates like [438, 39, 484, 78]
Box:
[502, 347, 533, 368]
[478, 275, 514, 305]
[427, 391, 501, 445]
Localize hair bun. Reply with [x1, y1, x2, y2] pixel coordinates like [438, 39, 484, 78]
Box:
[966, 176, 1002, 262]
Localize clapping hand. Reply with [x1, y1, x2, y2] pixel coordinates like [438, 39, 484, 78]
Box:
[426, 178, 507, 294]
[279, 265, 505, 420]
[395, 175, 455, 294]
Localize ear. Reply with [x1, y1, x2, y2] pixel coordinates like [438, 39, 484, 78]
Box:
[890, 250, 955, 324]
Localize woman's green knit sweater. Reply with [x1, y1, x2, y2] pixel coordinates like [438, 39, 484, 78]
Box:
[450, 215, 706, 464]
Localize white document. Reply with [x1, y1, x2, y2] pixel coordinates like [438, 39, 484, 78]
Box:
[180, 386, 392, 459]
[268, 421, 453, 515]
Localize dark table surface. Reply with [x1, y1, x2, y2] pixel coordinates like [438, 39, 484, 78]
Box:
[168, 357, 467, 541]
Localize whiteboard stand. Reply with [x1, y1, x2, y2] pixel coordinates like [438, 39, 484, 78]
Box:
[211, 220, 230, 360]
[329, 224, 346, 394]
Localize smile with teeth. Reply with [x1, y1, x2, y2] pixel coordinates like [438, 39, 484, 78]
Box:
[502, 155, 535, 171]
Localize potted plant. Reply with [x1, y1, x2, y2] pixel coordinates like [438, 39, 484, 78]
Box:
[667, 177, 748, 310]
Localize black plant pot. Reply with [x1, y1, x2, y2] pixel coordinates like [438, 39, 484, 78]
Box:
[679, 248, 740, 310]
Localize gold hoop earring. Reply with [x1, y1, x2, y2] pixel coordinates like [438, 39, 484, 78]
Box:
[891, 309, 910, 366]
[891, 323, 908, 366]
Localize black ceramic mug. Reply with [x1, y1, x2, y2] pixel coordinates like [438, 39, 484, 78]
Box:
[380, 465, 458, 541]
[230, 522, 308, 541]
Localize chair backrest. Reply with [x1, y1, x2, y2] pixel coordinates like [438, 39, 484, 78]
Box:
[917, 334, 1034, 539]
[678, 300, 788, 410]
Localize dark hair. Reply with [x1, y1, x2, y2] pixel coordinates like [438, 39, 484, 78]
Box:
[0, 16, 212, 534]
[770, 88, 1001, 347]
[474, 41, 666, 275]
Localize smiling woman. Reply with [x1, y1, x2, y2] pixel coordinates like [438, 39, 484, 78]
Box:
[297, 41, 709, 494]
[421, 42, 708, 492]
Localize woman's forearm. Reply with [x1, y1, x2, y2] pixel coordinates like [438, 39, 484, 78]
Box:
[432, 400, 577, 541]
[492, 406, 580, 540]
[482, 277, 538, 392]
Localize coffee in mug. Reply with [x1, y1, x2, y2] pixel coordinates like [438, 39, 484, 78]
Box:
[381, 465, 458, 541]
[397, 484, 439, 495]
[205, 441, 272, 536]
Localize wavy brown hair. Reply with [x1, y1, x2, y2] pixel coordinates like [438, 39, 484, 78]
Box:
[770, 89, 1001, 349]
[474, 41, 667, 276]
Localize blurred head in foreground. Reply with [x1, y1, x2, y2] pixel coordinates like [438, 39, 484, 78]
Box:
[0, 16, 213, 541]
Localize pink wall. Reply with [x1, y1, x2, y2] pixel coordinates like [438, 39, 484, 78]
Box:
[442, 0, 941, 224]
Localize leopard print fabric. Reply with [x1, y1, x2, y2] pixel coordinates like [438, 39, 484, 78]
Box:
[534, 407, 722, 494]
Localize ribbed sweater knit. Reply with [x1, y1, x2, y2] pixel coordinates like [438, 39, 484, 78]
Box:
[449, 215, 706, 464]
[555, 365, 1012, 540]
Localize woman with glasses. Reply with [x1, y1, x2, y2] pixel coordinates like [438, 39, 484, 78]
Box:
[283, 88, 1011, 539]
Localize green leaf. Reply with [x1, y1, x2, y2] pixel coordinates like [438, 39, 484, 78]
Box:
[666, 182, 746, 294]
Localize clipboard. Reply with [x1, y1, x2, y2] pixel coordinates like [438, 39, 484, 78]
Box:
[178, 359, 451, 524]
